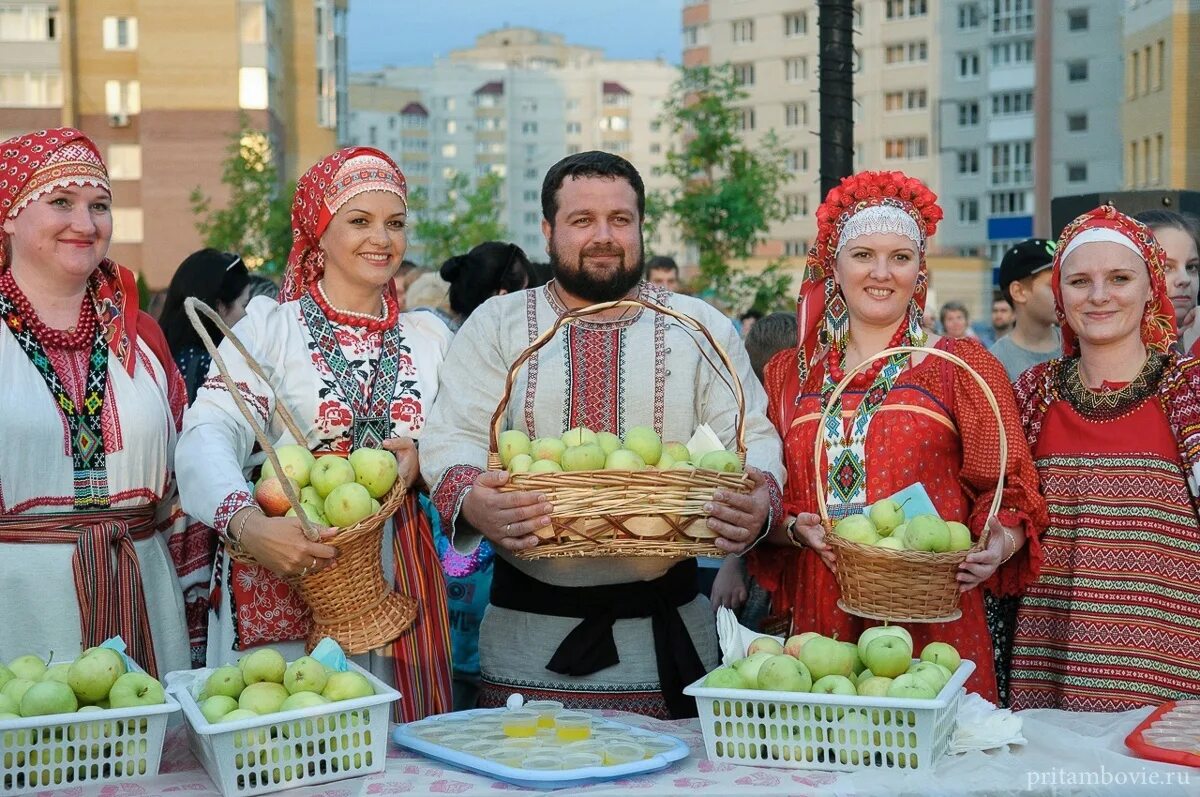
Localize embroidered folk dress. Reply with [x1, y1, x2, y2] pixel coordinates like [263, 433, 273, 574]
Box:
[1009, 360, 1200, 711]
[749, 337, 1048, 703]
[176, 295, 453, 721]
[420, 281, 785, 718]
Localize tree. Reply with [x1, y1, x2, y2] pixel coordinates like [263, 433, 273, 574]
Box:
[190, 125, 294, 279]
[407, 171, 507, 267]
[651, 64, 793, 315]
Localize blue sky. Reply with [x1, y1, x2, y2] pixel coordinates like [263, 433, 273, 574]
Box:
[347, 0, 682, 70]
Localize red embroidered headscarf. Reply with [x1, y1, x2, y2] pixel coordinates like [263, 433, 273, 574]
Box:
[795, 170, 943, 385]
[1051, 204, 1176, 357]
[0, 128, 142, 375]
[280, 146, 408, 303]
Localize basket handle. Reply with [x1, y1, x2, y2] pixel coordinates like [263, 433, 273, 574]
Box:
[487, 297, 747, 457]
[811, 345, 1006, 545]
[184, 297, 319, 542]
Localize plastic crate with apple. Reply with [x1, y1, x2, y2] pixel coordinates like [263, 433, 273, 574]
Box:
[169, 659, 398, 797]
[0, 654, 179, 796]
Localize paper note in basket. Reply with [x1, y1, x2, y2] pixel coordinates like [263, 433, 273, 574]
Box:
[867, 482, 940, 520]
[98, 635, 138, 673]
[310, 636, 349, 672]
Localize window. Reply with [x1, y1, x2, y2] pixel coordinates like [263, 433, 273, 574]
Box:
[785, 102, 808, 127]
[957, 150, 980, 175]
[102, 17, 138, 51]
[784, 240, 809, 257]
[566, 121, 581, 134]
[105, 144, 141, 181]
[1066, 60, 1088, 82]
[521, 121, 538, 134]
[682, 25, 700, 47]
[106, 79, 142, 115]
[958, 3, 982, 29]
[991, 141, 1033, 185]
[440, 143, 456, 157]
[479, 117, 503, 131]
[784, 12, 807, 37]
[524, 167, 538, 179]
[522, 190, 539, 202]
[0, 5, 56, 41]
[786, 149, 808, 172]
[958, 198, 980, 223]
[475, 141, 504, 155]
[883, 88, 928, 111]
[991, 91, 1033, 116]
[784, 193, 809, 217]
[240, 3, 266, 43]
[1066, 112, 1087, 132]
[1143, 44, 1152, 93]
[442, 119, 456, 134]
[886, 0, 928, 20]
[1128, 50, 1139, 98]
[736, 108, 755, 130]
[440, 97, 456, 111]
[1155, 40, 1165, 92]
[603, 91, 630, 107]
[110, 208, 143, 243]
[1150, 40, 1164, 91]
[989, 191, 1027, 215]
[649, 142, 661, 154]
[958, 52, 980, 78]
[523, 211, 539, 224]
[1130, 140, 1140, 186]
[565, 98, 580, 111]
[236, 68, 266, 110]
[1154, 133, 1164, 184]
[992, 0, 1033, 34]
[732, 63, 755, 86]
[1066, 163, 1087, 183]
[785, 57, 807, 83]
[990, 40, 1033, 67]
[602, 140, 630, 153]
[1143, 135, 1151, 186]
[519, 97, 537, 112]
[884, 137, 928, 160]
[731, 18, 754, 43]
[957, 101, 980, 126]
[601, 115, 628, 131]
[1066, 8, 1088, 31]
[0, 70, 62, 107]
[885, 41, 928, 64]
[441, 167, 457, 180]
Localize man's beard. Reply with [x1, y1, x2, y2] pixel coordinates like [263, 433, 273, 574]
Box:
[549, 238, 645, 303]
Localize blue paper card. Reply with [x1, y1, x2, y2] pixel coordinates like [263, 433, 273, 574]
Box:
[98, 635, 138, 672]
[310, 637, 349, 672]
[870, 482, 940, 520]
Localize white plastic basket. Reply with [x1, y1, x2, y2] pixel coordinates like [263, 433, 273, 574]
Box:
[0, 658, 179, 796]
[683, 659, 975, 772]
[170, 661, 399, 797]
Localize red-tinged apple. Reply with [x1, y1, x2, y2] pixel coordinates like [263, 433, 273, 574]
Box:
[784, 631, 821, 658]
[109, 672, 165, 708]
[321, 671, 374, 701]
[561, 426, 598, 447]
[731, 652, 774, 686]
[324, 482, 374, 527]
[946, 522, 972, 552]
[757, 655, 813, 692]
[886, 673, 937, 700]
[261, 445, 316, 489]
[561, 442, 605, 472]
[530, 437, 566, 463]
[702, 667, 748, 689]
[200, 695, 239, 724]
[834, 514, 879, 545]
[920, 641, 962, 672]
[508, 453, 533, 473]
[240, 648, 286, 684]
[219, 708, 259, 723]
[662, 441, 691, 463]
[868, 499, 905, 535]
[255, 476, 297, 517]
[857, 625, 913, 661]
[746, 636, 785, 656]
[623, 426, 662, 466]
[497, 429, 532, 468]
[310, 455, 356, 498]
[239, 681, 289, 714]
[67, 650, 123, 703]
[349, 447, 399, 498]
[283, 656, 328, 695]
[856, 676, 894, 697]
[19, 681, 77, 717]
[204, 665, 245, 699]
[8, 654, 45, 681]
[906, 514, 951, 552]
[698, 450, 742, 473]
[604, 449, 646, 471]
[529, 458, 563, 473]
[863, 636, 911, 678]
[798, 635, 854, 681]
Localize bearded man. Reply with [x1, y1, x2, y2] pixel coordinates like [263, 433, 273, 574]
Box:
[420, 151, 784, 719]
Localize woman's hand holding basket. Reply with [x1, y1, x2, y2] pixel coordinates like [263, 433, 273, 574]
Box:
[461, 470, 554, 553]
[232, 509, 339, 578]
[956, 516, 1022, 592]
[706, 467, 771, 554]
[381, 436, 421, 491]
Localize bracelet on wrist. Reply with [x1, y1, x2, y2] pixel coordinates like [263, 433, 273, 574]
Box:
[786, 516, 805, 548]
[229, 506, 262, 546]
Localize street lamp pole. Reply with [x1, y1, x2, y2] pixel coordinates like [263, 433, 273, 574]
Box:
[817, 0, 856, 198]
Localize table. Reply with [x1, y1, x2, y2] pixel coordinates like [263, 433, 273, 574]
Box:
[30, 708, 1196, 797]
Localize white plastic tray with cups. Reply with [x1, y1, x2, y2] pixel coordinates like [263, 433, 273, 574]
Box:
[392, 700, 689, 790]
[165, 638, 399, 797]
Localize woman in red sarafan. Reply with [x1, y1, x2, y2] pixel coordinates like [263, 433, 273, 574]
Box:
[747, 171, 1048, 702]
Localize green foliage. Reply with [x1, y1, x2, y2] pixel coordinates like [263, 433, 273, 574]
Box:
[408, 171, 508, 267]
[189, 125, 294, 278]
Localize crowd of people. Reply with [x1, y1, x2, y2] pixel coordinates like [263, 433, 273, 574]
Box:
[1, 126, 1197, 728]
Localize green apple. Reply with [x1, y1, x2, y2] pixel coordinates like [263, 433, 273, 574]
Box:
[920, 641, 962, 673]
[321, 671, 374, 702]
[1, 678, 36, 705]
[349, 447, 399, 498]
[798, 635, 854, 681]
[530, 437, 567, 463]
[20, 681, 77, 716]
[310, 455, 356, 498]
[853, 668, 873, 685]
[0, 664, 14, 691]
[108, 672, 165, 708]
[561, 442, 605, 472]
[662, 441, 691, 463]
[863, 635, 911, 678]
[497, 429, 532, 468]
[280, 692, 329, 712]
[75, 704, 102, 713]
[856, 675, 894, 697]
[204, 665, 246, 699]
[240, 648, 287, 685]
[810, 674, 857, 696]
[596, 432, 623, 456]
[906, 514, 951, 552]
[41, 662, 71, 684]
[868, 499, 905, 535]
[529, 458, 563, 473]
[324, 482, 374, 527]
[842, 641, 865, 675]
[8, 654, 46, 681]
[857, 624, 913, 661]
[908, 662, 950, 693]
[702, 667, 748, 689]
[746, 636, 785, 656]
[698, 449, 743, 473]
[561, 426, 598, 448]
[219, 708, 260, 723]
[262, 444, 317, 489]
[240, 682, 289, 714]
[784, 631, 820, 658]
[200, 695, 239, 724]
[604, 449, 646, 471]
[508, 453, 533, 473]
[623, 426, 662, 466]
[886, 672, 938, 700]
[67, 650, 124, 703]
[285, 502, 327, 524]
[731, 652, 775, 686]
[283, 656, 328, 695]
[0, 694, 16, 714]
[757, 655, 813, 692]
[299, 485, 322, 506]
[947, 521, 972, 552]
[875, 536, 905, 550]
[654, 451, 676, 469]
[834, 514, 879, 545]
[891, 523, 908, 546]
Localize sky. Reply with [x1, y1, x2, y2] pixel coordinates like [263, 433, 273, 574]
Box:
[347, 0, 682, 71]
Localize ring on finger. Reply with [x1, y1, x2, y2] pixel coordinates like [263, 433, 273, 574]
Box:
[311, 557, 318, 570]
[504, 522, 511, 534]
[299, 566, 310, 577]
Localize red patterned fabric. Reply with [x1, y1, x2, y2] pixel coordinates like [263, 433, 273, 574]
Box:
[748, 337, 1048, 702]
[565, 325, 624, 433]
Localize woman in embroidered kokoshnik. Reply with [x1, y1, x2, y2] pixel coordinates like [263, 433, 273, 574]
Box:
[1008, 206, 1200, 711]
[176, 147, 454, 721]
[746, 171, 1048, 702]
[0, 128, 193, 677]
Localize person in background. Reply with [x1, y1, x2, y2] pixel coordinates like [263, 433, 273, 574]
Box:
[392, 262, 428, 312]
[405, 270, 454, 327]
[990, 293, 1015, 340]
[158, 249, 251, 403]
[440, 241, 532, 330]
[989, 239, 1061, 383]
[739, 309, 763, 337]
[245, 273, 280, 303]
[646, 255, 681, 293]
[1133, 210, 1200, 355]
[939, 300, 972, 339]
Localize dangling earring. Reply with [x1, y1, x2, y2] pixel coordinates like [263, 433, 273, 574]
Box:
[824, 276, 849, 351]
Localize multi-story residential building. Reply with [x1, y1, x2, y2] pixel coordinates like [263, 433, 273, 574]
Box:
[0, 0, 348, 288]
[348, 28, 680, 264]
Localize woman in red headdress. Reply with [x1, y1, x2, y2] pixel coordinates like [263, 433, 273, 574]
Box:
[0, 128, 193, 676]
[176, 147, 453, 721]
[1009, 206, 1200, 711]
[746, 172, 1048, 702]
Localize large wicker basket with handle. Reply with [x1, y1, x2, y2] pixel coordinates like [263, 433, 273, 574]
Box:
[185, 298, 416, 654]
[488, 298, 753, 560]
[814, 346, 1006, 623]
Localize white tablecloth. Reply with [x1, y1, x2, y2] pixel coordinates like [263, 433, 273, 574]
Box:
[29, 707, 1196, 797]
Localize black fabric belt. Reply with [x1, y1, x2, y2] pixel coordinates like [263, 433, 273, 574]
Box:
[490, 555, 704, 719]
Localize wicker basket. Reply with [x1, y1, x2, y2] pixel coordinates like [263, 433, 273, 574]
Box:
[185, 298, 417, 654]
[813, 346, 1007, 623]
[488, 297, 752, 559]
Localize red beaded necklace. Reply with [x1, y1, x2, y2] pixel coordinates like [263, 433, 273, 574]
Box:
[826, 319, 911, 388]
[309, 281, 398, 333]
[0, 269, 95, 349]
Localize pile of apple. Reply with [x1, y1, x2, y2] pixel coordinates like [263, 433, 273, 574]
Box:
[196, 648, 376, 725]
[0, 648, 165, 720]
[497, 424, 742, 474]
[833, 499, 973, 553]
[704, 626, 963, 701]
[254, 444, 398, 528]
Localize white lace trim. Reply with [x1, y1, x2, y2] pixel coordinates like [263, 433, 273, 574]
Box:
[1060, 227, 1142, 262]
[836, 205, 923, 254]
[8, 176, 110, 218]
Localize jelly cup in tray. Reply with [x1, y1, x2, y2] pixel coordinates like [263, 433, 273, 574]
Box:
[392, 708, 688, 790]
[1125, 701, 1200, 768]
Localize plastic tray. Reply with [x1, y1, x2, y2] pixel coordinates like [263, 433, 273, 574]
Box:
[392, 708, 689, 790]
[1125, 700, 1200, 768]
[169, 660, 399, 797]
[683, 659, 974, 772]
[0, 658, 179, 796]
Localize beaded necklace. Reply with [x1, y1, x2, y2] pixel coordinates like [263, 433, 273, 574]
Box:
[311, 280, 397, 332]
[1058, 352, 1163, 420]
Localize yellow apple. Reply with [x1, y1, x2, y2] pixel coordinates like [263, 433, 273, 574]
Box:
[348, 447, 399, 498]
[323, 482, 374, 527]
[497, 429, 532, 467]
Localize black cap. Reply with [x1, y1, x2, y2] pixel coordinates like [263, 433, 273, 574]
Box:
[999, 238, 1056, 291]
